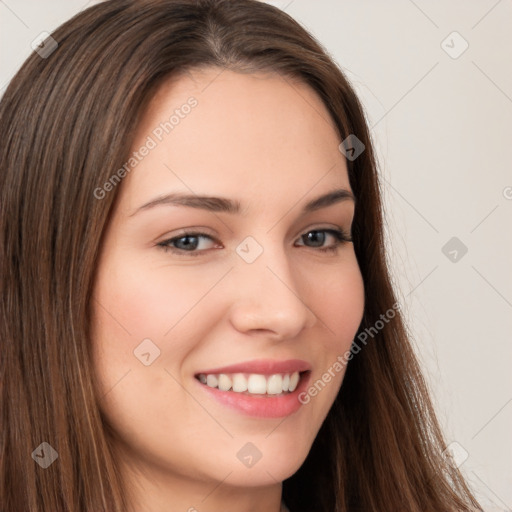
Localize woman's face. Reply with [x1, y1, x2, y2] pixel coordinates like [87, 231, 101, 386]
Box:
[91, 68, 364, 497]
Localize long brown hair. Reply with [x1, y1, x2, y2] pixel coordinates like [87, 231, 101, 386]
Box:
[0, 1, 482, 510]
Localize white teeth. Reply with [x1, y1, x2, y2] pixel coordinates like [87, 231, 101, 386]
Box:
[197, 371, 302, 395]
[266, 374, 283, 394]
[247, 374, 267, 394]
[232, 373, 248, 392]
[282, 374, 290, 392]
[288, 371, 300, 392]
[218, 374, 232, 391]
[206, 374, 218, 388]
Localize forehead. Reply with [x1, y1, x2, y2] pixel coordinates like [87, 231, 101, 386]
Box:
[118, 68, 351, 214]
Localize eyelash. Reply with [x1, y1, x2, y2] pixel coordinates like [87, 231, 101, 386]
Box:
[156, 228, 352, 257]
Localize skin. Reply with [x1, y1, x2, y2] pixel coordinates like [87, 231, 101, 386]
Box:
[90, 67, 365, 512]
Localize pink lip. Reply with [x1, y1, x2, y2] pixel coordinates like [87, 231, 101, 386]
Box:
[194, 370, 312, 418]
[194, 358, 311, 376]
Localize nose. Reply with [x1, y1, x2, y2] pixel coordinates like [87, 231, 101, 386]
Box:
[228, 242, 317, 341]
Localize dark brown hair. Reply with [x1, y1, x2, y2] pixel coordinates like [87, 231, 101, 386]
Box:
[0, 1, 482, 510]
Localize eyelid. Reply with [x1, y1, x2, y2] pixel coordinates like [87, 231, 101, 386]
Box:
[156, 223, 350, 243]
[154, 226, 216, 244]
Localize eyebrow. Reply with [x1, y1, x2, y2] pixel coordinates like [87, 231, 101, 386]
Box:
[129, 188, 355, 217]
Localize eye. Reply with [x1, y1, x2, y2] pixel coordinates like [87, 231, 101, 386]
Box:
[156, 228, 352, 256]
[295, 229, 352, 253]
[157, 231, 218, 256]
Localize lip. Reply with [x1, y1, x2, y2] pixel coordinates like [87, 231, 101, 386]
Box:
[194, 368, 312, 418]
[194, 358, 312, 376]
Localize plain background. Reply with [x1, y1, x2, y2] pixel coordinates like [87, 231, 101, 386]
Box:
[1, 1, 511, 510]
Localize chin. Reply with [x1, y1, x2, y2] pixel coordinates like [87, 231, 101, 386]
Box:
[225, 440, 311, 487]
[219, 458, 306, 488]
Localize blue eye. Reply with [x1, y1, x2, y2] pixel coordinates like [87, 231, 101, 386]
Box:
[296, 229, 352, 253]
[157, 228, 352, 256]
[159, 233, 216, 254]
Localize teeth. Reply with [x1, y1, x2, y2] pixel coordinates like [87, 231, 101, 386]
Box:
[206, 374, 218, 388]
[198, 371, 302, 395]
[266, 374, 282, 394]
[248, 374, 267, 394]
[282, 374, 290, 392]
[218, 374, 232, 391]
[289, 371, 300, 392]
[232, 373, 248, 392]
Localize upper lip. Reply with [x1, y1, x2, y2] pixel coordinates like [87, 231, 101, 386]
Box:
[195, 358, 312, 376]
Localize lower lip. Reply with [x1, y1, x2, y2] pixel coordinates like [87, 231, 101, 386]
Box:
[194, 371, 312, 418]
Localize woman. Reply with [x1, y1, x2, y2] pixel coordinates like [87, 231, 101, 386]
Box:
[0, 0, 483, 511]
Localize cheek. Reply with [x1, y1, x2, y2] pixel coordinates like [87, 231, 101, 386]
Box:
[89, 253, 234, 409]
[308, 257, 365, 348]
[297, 258, 364, 418]
[92, 254, 228, 347]
[89, 255, 221, 475]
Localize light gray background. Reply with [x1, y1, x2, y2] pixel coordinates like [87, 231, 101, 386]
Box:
[1, 1, 511, 510]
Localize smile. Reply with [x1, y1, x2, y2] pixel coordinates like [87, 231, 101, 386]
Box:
[195, 371, 303, 396]
[194, 370, 312, 418]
